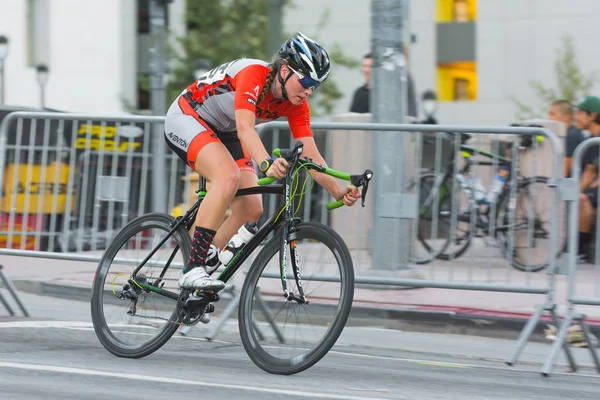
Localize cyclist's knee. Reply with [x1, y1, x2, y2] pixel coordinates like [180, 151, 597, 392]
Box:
[212, 169, 241, 198]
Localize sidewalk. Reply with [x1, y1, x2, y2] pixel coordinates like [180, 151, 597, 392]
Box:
[1, 242, 600, 343]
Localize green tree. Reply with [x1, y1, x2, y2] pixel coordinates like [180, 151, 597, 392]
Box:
[161, 0, 357, 116]
[510, 34, 596, 120]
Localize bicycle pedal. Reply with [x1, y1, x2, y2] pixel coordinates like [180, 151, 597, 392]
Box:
[185, 293, 219, 307]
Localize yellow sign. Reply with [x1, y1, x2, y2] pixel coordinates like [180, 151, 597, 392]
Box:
[75, 124, 142, 152]
[1, 162, 76, 214]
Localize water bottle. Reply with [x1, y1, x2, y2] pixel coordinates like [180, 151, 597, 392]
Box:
[486, 168, 509, 205]
[455, 174, 471, 197]
[218, 222, 259, 265]
[468, 177, 487, 204]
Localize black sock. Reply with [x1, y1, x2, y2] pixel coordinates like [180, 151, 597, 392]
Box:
[188, 226, 216, 269]
[579, 232, 591, 255]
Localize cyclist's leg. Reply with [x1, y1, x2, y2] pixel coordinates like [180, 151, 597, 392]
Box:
[213, 138, 263, 249]
[164, 97, 237, 290]
[579, 187, 597, 258]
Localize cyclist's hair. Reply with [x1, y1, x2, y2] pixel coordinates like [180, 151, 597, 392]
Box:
[551, 99, 573, 117]
[257, 55, 287, 104]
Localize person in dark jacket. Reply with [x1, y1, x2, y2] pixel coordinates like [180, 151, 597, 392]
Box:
[349, 50, 417, 117]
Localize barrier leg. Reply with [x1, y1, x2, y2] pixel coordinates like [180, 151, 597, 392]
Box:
[205, 287, 241, 341]
[541, 312, 574, 377]
[577, 316, 600, 374]
[255, 291, 285, 344]
[0, 265, 30, 317]
[551, 308, 577, 373]
[0, 291, 15, 316]
[507, 304, 546, 366]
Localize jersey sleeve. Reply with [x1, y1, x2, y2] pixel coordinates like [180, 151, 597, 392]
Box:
[287, 101, 313, 139]
[233, 65, 268, 112]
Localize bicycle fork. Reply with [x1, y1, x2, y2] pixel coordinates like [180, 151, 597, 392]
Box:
[279, 218, 308, 305]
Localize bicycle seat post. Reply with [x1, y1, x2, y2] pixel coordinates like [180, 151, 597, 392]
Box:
[199, 176, 207, 193]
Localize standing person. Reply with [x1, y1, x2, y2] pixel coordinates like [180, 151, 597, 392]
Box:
[164, 33, 361, 290]
[547, 99, 586, 177]
[574, 96, 600, 260]
[349, 50, 417, 117]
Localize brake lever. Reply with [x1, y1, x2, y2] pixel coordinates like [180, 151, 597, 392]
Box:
[349, 169, 373, 208]
[361, 181, 369, 207]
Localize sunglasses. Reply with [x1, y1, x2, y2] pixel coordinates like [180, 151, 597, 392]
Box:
[288, 66, 320, 91]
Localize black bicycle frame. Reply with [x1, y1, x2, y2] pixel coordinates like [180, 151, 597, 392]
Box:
[129, 156, 308, 302]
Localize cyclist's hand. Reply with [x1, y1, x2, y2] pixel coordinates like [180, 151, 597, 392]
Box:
[265, 157, 289, 179]
[335, 185, 361, 207]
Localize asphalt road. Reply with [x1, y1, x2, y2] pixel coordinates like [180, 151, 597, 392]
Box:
[1, 290, 600, 400]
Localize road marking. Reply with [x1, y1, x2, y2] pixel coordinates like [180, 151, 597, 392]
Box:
[0, 361, 391, 400]
[0, 320, 235, 344]
[0, 321, 94, 329]
[328, 349, 474, 369]
[417, 361, 470, 369]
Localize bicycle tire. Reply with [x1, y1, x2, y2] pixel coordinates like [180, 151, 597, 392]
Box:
[410, 173, 475, 262]
[496, 176, 565, 272]
[406, 173, 450, 264]
[432, 175, 476, 261]
[91, 212, 191, 358]
[238, 222, 354, 375]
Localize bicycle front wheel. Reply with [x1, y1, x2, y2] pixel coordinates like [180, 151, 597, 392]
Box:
[238, 222, 354, 375]
[91, 213, 191, 358]
[496, 176, 566, 272]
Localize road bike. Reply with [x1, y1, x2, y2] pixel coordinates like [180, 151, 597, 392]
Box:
[408, 133, 564, 272]
[90, 141, 373, 375]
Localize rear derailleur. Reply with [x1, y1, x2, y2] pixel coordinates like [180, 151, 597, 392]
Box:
[117, 274, 147, 317]
[177, 289, 220, 326]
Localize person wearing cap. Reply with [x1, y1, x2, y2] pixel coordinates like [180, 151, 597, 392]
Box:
[574, 96, 600, 260]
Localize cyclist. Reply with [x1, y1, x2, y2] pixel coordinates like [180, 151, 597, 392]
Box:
[164, 32, 361, 291]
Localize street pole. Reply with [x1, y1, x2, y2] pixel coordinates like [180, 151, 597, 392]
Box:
[149, 0, 168, 213]
[0, 59, 4, 105]
[267, 0, 283, 57]
[0, 35, 8, 105]
[40, 84, 45, 108]
[371, 0, 411, 270]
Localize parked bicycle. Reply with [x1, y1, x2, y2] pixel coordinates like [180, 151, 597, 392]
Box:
[91, 141, 373, 375]
[408, 132, 564, 272]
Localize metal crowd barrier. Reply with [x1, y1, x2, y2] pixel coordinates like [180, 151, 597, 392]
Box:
[0, 111, 186, 262]
[541, 138, 600, 376]
[0, 112, 578, 373]
[255, 121, 573, 372]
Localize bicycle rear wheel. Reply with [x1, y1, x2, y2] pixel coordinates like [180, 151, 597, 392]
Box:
[238, 222, 354, 375]
[91, 213, 191, 358]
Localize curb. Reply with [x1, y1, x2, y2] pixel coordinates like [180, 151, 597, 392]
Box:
[7, 279, 600, 344]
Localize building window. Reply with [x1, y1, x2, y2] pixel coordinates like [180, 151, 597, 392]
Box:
[453, 0, 469, 22]
[26, 0, 50, 67]
[436, 61, 477, 102]
[137, 73, 151, 110]
[436, 0, 477, 22]
[137, 0, 150, 34]
[453, 78, 469, 100]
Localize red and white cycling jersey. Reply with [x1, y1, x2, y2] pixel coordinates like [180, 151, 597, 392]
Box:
[163, 58, 314, 171]
[184, 58, 312, 138]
